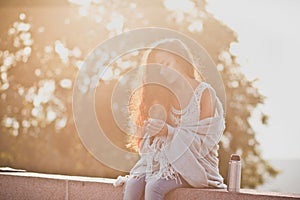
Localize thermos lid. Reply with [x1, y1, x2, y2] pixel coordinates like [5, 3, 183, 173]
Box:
[230, 154, 241, 161]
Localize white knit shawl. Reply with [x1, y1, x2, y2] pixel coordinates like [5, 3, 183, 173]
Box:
[128, 82, 226, 189]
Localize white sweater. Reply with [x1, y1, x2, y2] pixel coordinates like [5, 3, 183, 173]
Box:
[128, 82, 227, 189]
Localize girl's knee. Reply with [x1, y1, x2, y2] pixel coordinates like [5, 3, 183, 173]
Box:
[123, 176, 145, 200]
[145, 180, 164, 200]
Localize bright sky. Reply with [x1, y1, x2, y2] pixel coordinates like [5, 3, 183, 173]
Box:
[206, 0, 300, 159]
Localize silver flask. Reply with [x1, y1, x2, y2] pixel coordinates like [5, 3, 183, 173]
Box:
[227, 154, 241, 192]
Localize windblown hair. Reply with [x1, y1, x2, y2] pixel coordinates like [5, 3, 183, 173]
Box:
[127, 39, 205, 151]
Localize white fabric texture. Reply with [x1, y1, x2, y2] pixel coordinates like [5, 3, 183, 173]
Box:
[118, 82, 226, 189]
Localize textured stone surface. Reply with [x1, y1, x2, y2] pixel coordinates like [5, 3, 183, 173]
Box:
[68, 180, 123, 200]
[0, 173, 66, 200]
[0, 171, 299, 200]
[165, 188, 300, 200]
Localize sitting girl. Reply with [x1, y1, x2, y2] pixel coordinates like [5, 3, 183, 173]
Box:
[123, 38, 226, 200]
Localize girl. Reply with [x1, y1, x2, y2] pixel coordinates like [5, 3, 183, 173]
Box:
[123, 38, 226, 200]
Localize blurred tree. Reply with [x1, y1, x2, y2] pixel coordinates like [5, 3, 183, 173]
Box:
[0, 0, 278, 188]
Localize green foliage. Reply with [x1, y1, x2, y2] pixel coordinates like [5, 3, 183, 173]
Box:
[0, 0, 278, 188]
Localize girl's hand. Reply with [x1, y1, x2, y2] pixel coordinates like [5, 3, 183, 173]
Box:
[145, 118, 168, 137]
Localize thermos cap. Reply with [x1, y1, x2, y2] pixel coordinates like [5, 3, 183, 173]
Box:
[230, 154, 241, 161]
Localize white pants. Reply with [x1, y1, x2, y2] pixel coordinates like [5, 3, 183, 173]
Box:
[123, 174, 191, 200]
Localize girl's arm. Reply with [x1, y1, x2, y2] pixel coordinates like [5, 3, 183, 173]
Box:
[199, 88, 216, 120]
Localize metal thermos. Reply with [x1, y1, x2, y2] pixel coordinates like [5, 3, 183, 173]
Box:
[227, 154, 241, 192]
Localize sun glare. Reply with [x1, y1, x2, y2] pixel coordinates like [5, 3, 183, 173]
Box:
[68, 0, 91, 7]
[55, 40, 69, 64]
[164, 0, 195, 13]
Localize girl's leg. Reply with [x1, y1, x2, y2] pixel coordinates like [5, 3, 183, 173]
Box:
[145, 176, 191, 200]
[123, 174, 146, 200]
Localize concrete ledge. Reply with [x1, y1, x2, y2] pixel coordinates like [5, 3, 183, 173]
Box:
[0, 171, 299, 200]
